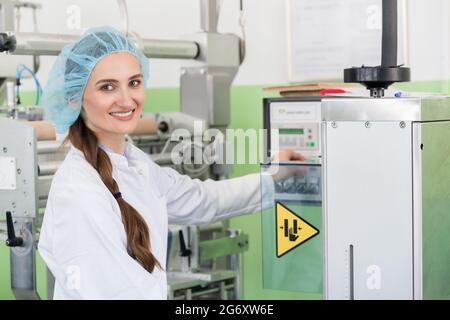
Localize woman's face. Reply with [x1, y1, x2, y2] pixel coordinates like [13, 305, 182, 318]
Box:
[81, 52, 145, 137]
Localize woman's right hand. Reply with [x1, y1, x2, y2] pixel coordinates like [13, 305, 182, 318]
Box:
[268, 149, 307, 182]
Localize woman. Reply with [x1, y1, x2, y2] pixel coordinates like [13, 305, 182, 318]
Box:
[38, 26, 303, 299]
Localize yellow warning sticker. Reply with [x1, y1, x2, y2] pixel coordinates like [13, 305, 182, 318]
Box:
[276, 202, 319, 258]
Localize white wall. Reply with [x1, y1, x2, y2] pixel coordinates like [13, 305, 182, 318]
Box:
[10, 0, 450, 91]
[408, 0, 450, 81]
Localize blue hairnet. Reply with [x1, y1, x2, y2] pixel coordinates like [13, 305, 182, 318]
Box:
[42, 26, 149, 134]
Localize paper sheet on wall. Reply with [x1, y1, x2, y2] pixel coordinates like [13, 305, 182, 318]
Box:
[287, 0, 407, 82]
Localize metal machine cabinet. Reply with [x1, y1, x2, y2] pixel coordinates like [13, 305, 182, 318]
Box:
[322, 97, 450, 300]
[0, 119, 40, 299]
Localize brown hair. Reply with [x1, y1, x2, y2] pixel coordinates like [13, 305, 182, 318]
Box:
[64, 116, 161, 273]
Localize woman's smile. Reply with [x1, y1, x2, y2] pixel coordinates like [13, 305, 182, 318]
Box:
[109, 108, 137, 121]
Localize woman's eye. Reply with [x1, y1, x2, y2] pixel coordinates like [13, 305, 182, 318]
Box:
[100, 84, 115, 91]
[130, 79, 141, 87]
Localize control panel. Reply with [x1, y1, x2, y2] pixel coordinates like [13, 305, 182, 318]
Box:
[263, 97, 322, 161]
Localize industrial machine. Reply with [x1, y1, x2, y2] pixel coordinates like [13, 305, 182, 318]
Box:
[261, 97, 323, 295]
[261, 98, 450, 300]
[322, 97, 450, 299]
[261, 0, 450, 299]
[0, 0, 248, 300]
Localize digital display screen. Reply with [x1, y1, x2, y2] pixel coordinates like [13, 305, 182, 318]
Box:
[279, 128, 304, 135]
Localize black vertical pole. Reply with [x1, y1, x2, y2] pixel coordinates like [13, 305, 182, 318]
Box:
[381, 0, 398, 67]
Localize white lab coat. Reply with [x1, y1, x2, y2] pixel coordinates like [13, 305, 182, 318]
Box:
[38, 142, 274, 300]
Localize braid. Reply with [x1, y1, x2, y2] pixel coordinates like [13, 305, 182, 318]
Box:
[66, 117, 161, 272]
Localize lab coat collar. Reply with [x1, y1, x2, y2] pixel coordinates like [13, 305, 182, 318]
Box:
[102, 143, 151, 180]
[99, 142, 132, 167]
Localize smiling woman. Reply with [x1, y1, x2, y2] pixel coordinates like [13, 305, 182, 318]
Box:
[61, 46, 162, 276]
[39, 27, 164, 298]
[38, 25, 301, 300]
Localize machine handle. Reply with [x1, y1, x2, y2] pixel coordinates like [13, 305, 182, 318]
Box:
[5, 211, 23, 247]
[178, 230, 192, 257]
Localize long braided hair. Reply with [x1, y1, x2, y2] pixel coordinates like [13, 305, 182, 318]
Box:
[61, 30, 161, 273]
[64, 117, 162, 273]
